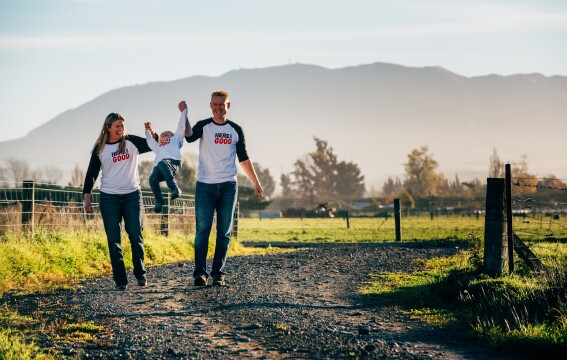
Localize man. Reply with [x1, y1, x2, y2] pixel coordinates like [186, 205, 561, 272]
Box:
[185, 90, 264, 286]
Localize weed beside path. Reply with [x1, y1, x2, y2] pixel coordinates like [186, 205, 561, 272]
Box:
[2, 244, 516, 359]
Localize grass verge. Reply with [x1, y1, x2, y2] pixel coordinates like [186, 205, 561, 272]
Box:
[361, 238, 567, 358]
[0, 229, 286, 358]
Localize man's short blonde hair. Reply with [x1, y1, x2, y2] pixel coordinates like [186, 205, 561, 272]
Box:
[211, 90, 230, 101]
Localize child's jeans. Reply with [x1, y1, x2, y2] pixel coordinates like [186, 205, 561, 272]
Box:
[149, 159, 181, 204]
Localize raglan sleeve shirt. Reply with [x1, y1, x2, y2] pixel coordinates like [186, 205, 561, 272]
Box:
[83, 146, 102, 194]
[82, 135, 152, 195]
[185, 118, 250, 184]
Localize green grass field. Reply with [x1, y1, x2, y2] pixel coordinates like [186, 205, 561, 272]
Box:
[238, 216, 484, 242]
[237, 214, 567, 243]
[1, 216, 565, 358]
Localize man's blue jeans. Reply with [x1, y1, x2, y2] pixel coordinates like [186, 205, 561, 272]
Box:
[100, 190, 146, 286]
[193, 181, 238, 279]
[149, 159, 181, 204]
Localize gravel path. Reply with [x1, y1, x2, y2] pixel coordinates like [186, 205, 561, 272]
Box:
[3, 243, 514, 359]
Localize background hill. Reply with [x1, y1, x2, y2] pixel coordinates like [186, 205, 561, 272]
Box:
[1, 62, 566, 192]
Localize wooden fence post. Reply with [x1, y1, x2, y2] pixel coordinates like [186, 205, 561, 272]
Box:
[394, 198, 402, 242]
[22, 180, 34, 235]
[483, 178, 508, 276]
[345, 211, 350, 229]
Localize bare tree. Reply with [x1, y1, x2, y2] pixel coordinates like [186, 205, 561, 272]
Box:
[511, 154, 537, 194]
[4, 157, 31, 183]
[512, 154, 530, 177]
[0, 165, 6, 182]
[70, 163, 85, 187]
[488, 148, 504, 178]
[33, 165, 63, 184]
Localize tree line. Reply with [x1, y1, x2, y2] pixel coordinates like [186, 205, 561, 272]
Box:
[2, 140, 566, 211]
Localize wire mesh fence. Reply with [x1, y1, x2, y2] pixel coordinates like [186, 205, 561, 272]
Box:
[511, 177, 567, 242]
[3, 176, 566, 242]
[0, 181, 196, 237]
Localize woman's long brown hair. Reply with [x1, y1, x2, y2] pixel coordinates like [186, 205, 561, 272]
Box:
[92, 113, 126, 155]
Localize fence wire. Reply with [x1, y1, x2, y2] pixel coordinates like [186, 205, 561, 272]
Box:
[0, 181, 196, 237]
[511, 178, 567, 241]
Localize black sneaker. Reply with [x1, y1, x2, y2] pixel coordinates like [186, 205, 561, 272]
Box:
[116, 284, 127, 291]
[137, 277, 147, 286]
[212, 275, 226, 286]
[154, 202, 163, 213]
[194, 274, 207, 287]
[171, 189, 181, 201]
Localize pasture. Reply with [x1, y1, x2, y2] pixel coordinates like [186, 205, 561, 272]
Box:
[237, 214, 565, 243]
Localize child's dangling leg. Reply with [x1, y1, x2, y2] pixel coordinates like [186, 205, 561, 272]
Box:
[159, 159, 182, 200]
[149, 165, 165, 213]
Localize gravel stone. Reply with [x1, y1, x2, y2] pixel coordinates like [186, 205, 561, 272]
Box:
[1, 243, 516, 359]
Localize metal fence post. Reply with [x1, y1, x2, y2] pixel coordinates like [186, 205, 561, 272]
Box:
[483, 178, 507, 276]
[394, 198, 402, 242]
[22, 180, 34, 235]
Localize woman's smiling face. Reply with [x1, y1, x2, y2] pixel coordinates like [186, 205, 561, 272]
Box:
[108, 119, 125, 142]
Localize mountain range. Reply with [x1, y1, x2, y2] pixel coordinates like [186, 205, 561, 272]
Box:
[1, 62, 566, 193]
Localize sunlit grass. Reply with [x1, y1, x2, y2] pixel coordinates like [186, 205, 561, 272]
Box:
[0, 229, 286, 295]
[361, 241, 567, 356]
[0, 329, 50, 360]
[57, 320, 104, 343]
[0, 305, 111, 359]
[0, 306, 54, 360]
[238, 216, 484, 242]
[403, 308, 455, 326]
[0, 230, 288, 358]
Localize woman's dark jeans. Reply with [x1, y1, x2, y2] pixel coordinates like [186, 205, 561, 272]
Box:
[100, 190, 146, 286]
[193, 181, 237, 279]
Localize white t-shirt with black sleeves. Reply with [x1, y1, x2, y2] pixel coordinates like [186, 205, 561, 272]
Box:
[185, 118, 249, 184]
[83, 135, 152, 195]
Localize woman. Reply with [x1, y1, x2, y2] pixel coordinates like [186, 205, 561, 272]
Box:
[83, 112, 152, 290]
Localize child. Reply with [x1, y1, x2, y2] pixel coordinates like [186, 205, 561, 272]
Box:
[144, 101, 189, 213]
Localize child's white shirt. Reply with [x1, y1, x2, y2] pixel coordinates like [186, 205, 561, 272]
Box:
[145, 109, 186, 164]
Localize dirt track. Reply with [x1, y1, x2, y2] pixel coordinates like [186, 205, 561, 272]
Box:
[3, 243, 515, 359]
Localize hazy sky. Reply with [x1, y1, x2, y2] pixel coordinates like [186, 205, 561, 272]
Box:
[1, 0, 566, 143]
